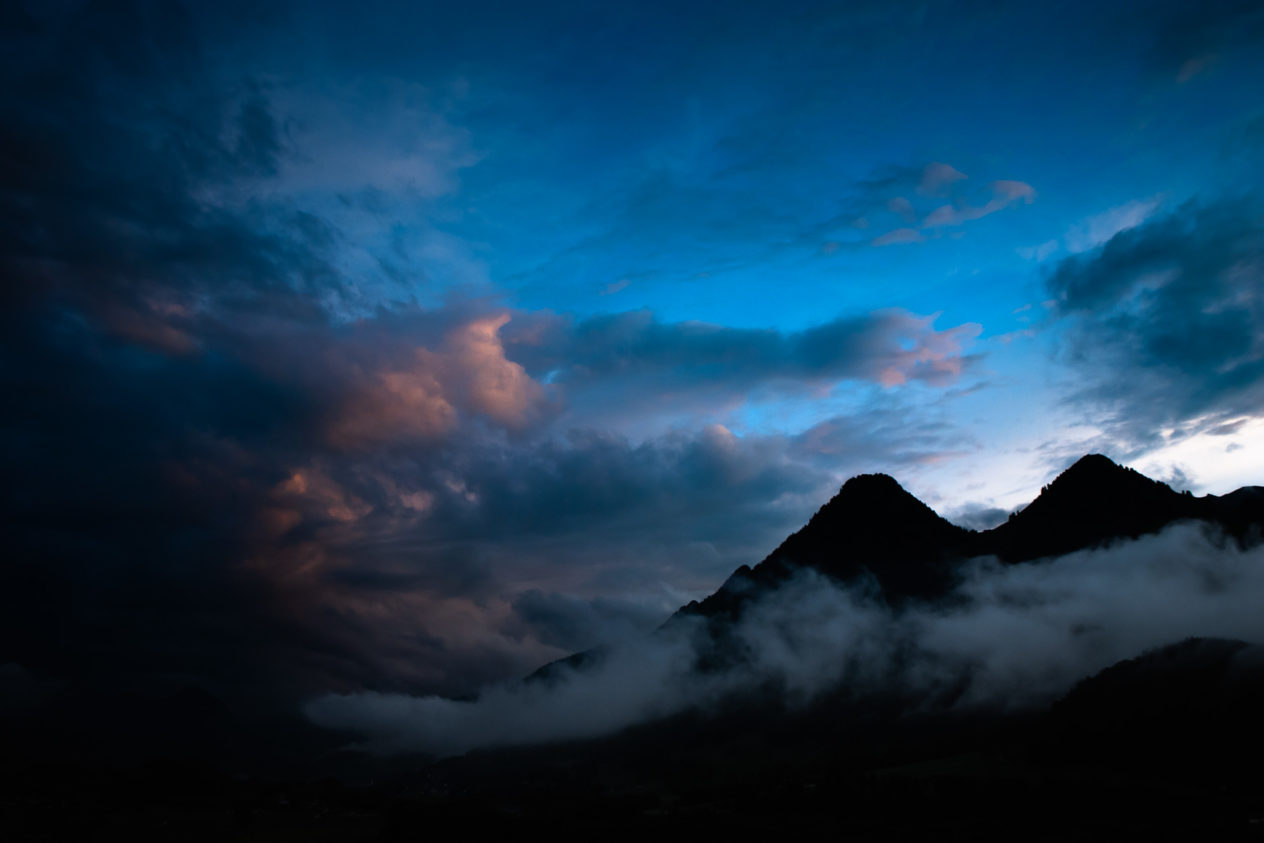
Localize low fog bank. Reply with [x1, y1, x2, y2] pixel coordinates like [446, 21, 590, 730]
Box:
[306, 523, 1264, 757]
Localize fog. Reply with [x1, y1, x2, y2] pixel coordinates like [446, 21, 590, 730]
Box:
[306, 522, 1264, 757]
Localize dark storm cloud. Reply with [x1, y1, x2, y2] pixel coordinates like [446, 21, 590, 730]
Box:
[0, 52, 964, 727]
[1047, 198, 1264, 451]
[0, 1, 453, 707]
[0, 2, 343, 343]
[0, 0, 993, 723]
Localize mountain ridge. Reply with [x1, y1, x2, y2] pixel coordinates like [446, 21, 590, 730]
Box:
[531, 454, 1263, 684]
[684, 453, 1262, 619]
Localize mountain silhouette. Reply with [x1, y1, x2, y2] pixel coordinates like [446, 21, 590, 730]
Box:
[682, 472, 975, 621]
[530, 454, 1263, 684]
[1039, 637, 1264, 783]
[680, 453, 1262, 620]
[980, 453, 1204, 562]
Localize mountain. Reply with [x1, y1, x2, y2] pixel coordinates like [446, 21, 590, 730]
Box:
[526, 454, 1263, 683]
[647, 452, 1263, 707]
[680, 472, 975, 621]
[979, 453, 1203, 562]
[1039, 637, 1264, 782]
[681, 453, 1262, 618]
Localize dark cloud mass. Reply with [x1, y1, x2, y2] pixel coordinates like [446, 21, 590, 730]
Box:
[1147, 0, 1264, 79]
[1048, 199, 1264, 451]
[513, 308, 981, 391]
[0, 2, 985, 714]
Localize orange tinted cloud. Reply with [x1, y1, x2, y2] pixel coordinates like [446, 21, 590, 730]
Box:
[875, 312, 982, 387]
[325, 313, 545, 449]
[447, 314, 544, 430]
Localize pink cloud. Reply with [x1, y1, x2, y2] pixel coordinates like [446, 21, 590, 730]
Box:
[887, 196, 916, 221]
[328, 354, 459, 448]
[601, 279, 630, 295]
[918, 162, 968, 196]
[922, 180, 1035, 228]
[275, 466, 374, 524]
[872, 227, 925, 246]
[97, 300, 199, 355]
[872, 311, 983, 387]
[447, 314, 544, 429]
[324, 313, 546, 449]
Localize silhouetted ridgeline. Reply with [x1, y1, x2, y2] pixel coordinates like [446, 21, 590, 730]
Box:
[679, 453, 1262, 620]
[530, 454, 1264, 683]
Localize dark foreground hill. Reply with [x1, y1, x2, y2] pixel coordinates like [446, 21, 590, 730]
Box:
[12, 638, 1264, 840]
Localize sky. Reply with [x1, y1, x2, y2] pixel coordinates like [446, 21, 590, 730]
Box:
[2, 0, 1263, 712]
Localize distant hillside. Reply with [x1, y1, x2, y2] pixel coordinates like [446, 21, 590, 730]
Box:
[1039, 637, 1264, 783]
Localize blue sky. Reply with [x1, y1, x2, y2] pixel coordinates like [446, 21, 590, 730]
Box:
[3, 0, 1263, 702]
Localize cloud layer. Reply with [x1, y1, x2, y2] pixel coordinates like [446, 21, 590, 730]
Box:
[308, 523, 1264, 756]
[0, 4, 988, 713]
[1048, 198, 1264, 451]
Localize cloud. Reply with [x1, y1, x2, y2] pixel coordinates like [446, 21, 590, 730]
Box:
[1018, 239, 1059, 262]
[917, 162, 967, 196]
[600, 279, 630, 295]
[922, 180, 1035, 228]
[1146, 0, 1264, 80]
[944, 502, 1011, 531]
[886, 196, 916, 221]
[872, 227, 924, 246]
[268, 80, 477, 199]
[857, 165, 1034, 246]
[1065, 195, 1165, 253]
[512, 308, 983, 411]
[0, 0, 1108, 741]
[505, 590, 666, 652]
[324, 313, 546, 448]
[1047, 197, 1264, 450]
[307, 522, 1264, 756]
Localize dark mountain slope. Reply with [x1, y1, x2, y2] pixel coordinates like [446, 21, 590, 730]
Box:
[980, 453, 1201, 562]
[1039, 637, 1264, 784]
[680, 472, 974, 621]
[1200, 485, 1264, 542]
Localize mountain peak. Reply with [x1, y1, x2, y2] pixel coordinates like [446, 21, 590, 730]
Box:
[806, 471, 942, 534]
[1039, 453, 1166, 502]
[747, 470, 973, 597]
[1054, 453, 1129, 485]
[1065, 452, 1121, 473]
[838, 472, 904, 493]
[983, 453, 1194, 562]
